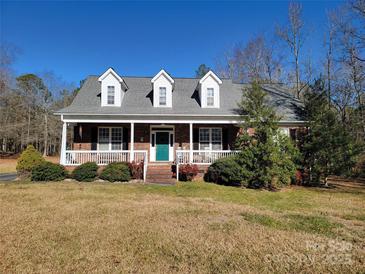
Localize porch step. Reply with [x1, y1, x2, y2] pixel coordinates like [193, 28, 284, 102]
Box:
[146, 164, 176, 184]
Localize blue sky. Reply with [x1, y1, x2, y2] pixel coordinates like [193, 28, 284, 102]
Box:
[2, 1, 342, 86]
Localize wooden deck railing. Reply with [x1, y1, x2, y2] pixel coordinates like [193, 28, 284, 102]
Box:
[64, 150, 148, 181]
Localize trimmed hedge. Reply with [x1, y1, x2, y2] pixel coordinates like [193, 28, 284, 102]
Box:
[31, 161, 66, 181]
[100, 162, 131, 182]
[204, 156, 246, 186]
[72, 162, 98, 182]
[16, 145, 45, 174]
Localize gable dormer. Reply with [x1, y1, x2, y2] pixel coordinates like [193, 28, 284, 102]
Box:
[98, 68, 127, 107]
[151, 69, 174, 107]
[199, 70, 222, 108]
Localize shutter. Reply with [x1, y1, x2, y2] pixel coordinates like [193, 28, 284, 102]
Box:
[73, 126, 80, 142]
[222, 128, 228, 150]
[193, 128, 199, 150]
[91, 127, 98, 150]
[123, 127, 129, 150]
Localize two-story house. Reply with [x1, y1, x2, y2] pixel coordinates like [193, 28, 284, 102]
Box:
[55, 68, 304, 182]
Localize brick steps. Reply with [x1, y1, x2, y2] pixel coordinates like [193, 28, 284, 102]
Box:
[146, 164, 176, 184]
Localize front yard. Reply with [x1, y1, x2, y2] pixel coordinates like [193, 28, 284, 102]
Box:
[0, 179, 364, 273]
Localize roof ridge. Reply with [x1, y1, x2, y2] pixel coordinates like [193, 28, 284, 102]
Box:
[87, 75, 231, 80]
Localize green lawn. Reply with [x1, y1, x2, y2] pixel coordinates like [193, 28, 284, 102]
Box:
[0, 180, 364, 273]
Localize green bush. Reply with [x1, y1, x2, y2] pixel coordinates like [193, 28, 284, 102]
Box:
[205, 157, 247, 186]
[16, 145, 45, 174]
[31, 161, 66, 181]
[72, 162, 98, 182]
[100, 162, 131, 182]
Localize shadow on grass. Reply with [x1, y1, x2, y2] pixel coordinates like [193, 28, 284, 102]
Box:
[240, 212, 343, 237]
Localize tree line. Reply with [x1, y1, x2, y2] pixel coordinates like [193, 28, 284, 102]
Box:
[213, 0, 364, 145]
[0, 45, 79, 156]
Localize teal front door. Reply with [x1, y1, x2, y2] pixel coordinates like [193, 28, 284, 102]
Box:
[156, 132, 170, 161]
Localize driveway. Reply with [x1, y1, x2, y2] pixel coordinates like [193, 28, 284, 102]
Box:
[0, 173, 17, 181]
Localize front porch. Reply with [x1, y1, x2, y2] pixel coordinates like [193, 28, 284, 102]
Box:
[60, 121, 240, 182]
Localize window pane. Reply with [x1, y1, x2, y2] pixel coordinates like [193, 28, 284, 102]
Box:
[159, 87, 166, 106]
[199, 129, 210, 142]
[200, 142, 210, 150]
[107, 86, 115, 105]
[111, 128, 122, 150]
[98, 128, 109, 150]
[212, 142, 221, 150]
[207, 88, 214, 106]
[211, 128, 222, 142]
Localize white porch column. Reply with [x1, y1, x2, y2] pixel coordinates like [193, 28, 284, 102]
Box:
[60, 122, 67, 165]
[189, 123, 193, 163]
[130, 122, 135, 162]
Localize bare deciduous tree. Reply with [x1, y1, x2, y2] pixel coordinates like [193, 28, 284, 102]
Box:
[276, 2, 306, 98]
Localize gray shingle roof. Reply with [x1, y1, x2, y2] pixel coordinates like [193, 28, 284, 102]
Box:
[56, 76, 304, 122]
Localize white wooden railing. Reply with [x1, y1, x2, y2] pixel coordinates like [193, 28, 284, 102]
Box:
[175, 150, 240, 181]
[176, 150, 240, 165]
[64, 150, 148, 181]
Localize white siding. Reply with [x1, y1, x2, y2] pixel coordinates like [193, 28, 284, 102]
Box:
[153, 74, 172, 107]
[100, 73, 123, 107]
[200, 75, 220, 108]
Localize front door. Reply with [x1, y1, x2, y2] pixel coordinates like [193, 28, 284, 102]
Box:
[156, 132, 170, 161]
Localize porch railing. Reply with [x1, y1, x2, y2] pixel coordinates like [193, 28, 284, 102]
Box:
[64, 150, 148, 181]
[175, 150, 240, 181]
[176, 150, 240, 165]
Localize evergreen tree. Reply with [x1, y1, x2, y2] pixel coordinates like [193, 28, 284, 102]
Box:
[302, 79, 360, 185]
[236, 82, 298, 189]
[195, 64, 211, 78]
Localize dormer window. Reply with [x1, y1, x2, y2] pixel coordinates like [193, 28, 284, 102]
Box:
[107, 86, 115, 105]
[98, 68, 128, 107]
[159, 87, 167, 106]
[207, 88, 214, 106]
[199, 71, 222, 108]
[151, 69, 174, 108]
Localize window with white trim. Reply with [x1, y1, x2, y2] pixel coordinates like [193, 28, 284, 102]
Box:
[98, 127, 123, 150]
[107, 86, 115, 105]
[199, 128, 222, 150]
[207, 88, 214, 106]
[159, 87, 167, 106]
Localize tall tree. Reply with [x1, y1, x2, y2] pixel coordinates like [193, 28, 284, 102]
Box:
[216, 35, 283, 83]
[16, 74, 48, 146]
[235, 82, 298, 189]
[195, 64, 211, 78]
[276, 2, 306, 98]
[301, 79, 360, 185]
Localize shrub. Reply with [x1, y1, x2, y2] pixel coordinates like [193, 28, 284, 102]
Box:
[16, 145, 45, 174]
[128, 161, 144, 180]
[179, 164, 199, 181]
[100, 162, 131, 182]
[72, 162, 98, 182]
[205, 157, 246, 186]
[31, 161, 66, 181]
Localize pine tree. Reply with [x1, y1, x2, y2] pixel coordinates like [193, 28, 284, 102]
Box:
[236, 82, 298, 189]
[302, 80, 360, 185]
[195, 64, 211, 78]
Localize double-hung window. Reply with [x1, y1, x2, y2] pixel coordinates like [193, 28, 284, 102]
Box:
[159, 87, 167, 106]
[107, 86, 115, 105]
[207, 88, 214, 106]
[98, 127, 123, 150]
[199, 128, 222, 150]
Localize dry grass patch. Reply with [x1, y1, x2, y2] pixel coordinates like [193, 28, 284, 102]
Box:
[0, 180, 364, 273]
